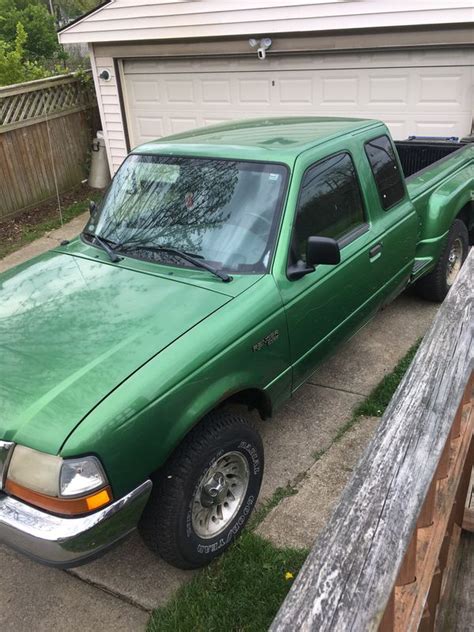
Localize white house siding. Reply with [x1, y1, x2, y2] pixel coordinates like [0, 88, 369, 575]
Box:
[89, 48, 127, 172]
[59, 1, 474, 43]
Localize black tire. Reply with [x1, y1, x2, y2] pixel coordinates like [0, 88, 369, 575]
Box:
[139, 411, 264, 569]
[415, 219, 469, 302]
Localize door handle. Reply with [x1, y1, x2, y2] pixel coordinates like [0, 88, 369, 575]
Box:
[369, 243, 383, 259]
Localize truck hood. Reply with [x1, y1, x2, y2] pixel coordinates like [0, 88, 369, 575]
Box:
[0, 252, 232, 454]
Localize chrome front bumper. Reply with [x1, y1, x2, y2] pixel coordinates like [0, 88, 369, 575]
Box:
[0, 480, 152, 568]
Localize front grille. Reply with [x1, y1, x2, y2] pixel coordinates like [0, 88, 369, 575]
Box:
[0, 441, 14, 490]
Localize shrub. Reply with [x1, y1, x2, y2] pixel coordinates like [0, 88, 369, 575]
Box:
[0, 23, 50, 86]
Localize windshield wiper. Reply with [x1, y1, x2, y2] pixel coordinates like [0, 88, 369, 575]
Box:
[82, 232, 121, 263]
[116, 243, 232, 282]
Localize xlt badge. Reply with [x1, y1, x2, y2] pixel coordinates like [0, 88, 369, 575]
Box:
[252, 330, 279, 352]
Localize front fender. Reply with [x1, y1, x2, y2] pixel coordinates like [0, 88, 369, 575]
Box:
[60, 276, 291, 497]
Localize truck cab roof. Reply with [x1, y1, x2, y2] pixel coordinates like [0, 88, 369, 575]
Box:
[133, 116, 383, 164]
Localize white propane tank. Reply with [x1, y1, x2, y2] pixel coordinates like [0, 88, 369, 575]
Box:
[88, 131, 111, 189]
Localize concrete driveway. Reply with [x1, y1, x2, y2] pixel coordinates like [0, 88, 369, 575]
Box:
[0, 216, 438, 631]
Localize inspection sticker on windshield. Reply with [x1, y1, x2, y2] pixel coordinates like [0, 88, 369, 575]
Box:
[268, 173, 280, 181]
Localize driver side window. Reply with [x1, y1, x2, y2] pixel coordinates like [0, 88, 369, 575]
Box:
[291, 152, 366, 263]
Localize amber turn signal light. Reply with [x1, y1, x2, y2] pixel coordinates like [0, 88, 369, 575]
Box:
[5, 479, 112, 516]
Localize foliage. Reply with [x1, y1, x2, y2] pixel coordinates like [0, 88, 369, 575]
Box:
[52, 0, 100, 20]
[0, 23, 50, 86]
[15, 1, 101, 22]
[148, 531, 308, 632]
[74, 66, 94, 87]
[0, 1, 100, 85]
[0, 1, 59, 61]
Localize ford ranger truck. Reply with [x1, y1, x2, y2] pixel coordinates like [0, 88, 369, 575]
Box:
[0, 118, 472, 569]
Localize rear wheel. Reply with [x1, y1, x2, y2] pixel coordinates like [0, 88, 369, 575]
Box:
[139, 411, 263, 569]
[415, 219, 468, 302]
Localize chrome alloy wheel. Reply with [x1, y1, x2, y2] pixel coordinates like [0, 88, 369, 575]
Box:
[446, 237, 463, 286]
[191, 451, 250, 539]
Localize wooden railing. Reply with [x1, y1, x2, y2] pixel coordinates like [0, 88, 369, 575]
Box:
[0, 73, 99, 221]
[271, 249, 473, 632]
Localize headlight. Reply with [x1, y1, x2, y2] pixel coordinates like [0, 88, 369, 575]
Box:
[7, 446, 61, 496]
[6, 445, 112, 515]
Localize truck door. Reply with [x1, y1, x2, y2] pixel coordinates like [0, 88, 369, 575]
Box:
[362, 133, 418, 302]
[274, 148, 393, 390]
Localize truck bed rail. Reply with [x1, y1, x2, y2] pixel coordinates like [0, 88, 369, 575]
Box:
[395, 139, 467, 178]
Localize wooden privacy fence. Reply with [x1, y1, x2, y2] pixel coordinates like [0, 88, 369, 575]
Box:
[271, 250, 473, 632]
[0, 73, 98, 221]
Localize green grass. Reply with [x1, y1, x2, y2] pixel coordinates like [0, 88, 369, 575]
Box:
[148, 531, 308, 632]
[249, 484, 298, 529]
[311, 448, 326, 462]
[0, 192, 102, 259]
[352, 339, 421, 419]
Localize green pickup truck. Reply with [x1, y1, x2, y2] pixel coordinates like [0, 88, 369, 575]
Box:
[0, 118, 472, 570]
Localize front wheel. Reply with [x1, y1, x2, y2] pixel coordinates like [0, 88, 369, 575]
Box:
[415, 219, 469, 302]
[139, 411, 264, 569]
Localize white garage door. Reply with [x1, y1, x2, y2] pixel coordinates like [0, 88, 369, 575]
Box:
[121, 49, 473, 148]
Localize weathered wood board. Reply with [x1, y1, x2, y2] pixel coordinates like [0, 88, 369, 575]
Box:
[270, 250, 473, 632]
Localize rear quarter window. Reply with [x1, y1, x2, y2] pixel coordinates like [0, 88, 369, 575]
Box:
[365, 135, 405, 210]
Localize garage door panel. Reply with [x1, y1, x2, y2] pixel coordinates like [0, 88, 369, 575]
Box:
[320, 76, 359, 105]
[419, 75, 460, 104]
[413, 115, 472, 136]
[168, 116, 200, 134]
[137, 116, 165, 141]
[278, 77, 313, 104]
[368, 75, 409, 106]
[122, 50, 472, 148]
[238, 78, 271, 104]
[201, 79, 232, 104]
[417, 69, 466, 110]
[131, 80, 161, 104]
[165, 79, 195, 104]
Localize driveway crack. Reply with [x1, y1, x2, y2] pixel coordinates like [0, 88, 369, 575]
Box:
[64, 569, 152, 613]
[307, 381, 367, 397]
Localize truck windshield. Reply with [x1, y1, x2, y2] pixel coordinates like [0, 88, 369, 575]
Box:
[85, 154, 288, 274]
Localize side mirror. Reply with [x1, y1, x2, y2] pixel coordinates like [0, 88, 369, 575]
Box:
[89, 200, 97, 216]
[288, 235, 340, 280]
[306, 236, 341, 266]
